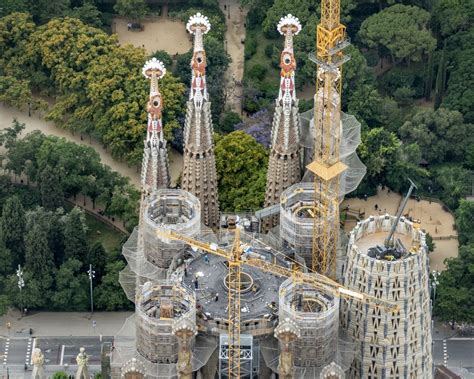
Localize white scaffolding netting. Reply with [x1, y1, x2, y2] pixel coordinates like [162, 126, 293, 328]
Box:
[111, 315, 217, 379]
[299, 109, 366, 197]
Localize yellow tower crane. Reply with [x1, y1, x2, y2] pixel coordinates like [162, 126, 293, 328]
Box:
[156, 228, 397, 378]
[307, 0, 351, 277]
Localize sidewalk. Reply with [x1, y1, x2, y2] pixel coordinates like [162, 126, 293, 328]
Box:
[0, 310, 133, 338]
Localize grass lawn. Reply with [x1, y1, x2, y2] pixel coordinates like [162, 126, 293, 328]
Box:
[85, 214, 125, 253]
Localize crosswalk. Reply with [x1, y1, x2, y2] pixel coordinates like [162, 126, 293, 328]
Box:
[443, 339, 448, 365]
[2, 338, 9, 364]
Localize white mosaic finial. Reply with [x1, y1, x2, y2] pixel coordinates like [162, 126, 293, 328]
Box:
[186, 12, 211, 35]
[142, 57, 166, 79]
[277, 14, 302, 36]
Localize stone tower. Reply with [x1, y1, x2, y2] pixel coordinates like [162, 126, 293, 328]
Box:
[141, 57, 170, 192]
[181, 13, 220, 228]
[341, 215, 433, 378]
[264, 14, 302, 230]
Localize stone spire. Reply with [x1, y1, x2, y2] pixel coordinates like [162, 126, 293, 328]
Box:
[181, 13, 219, 228]
[140, 58, 170, 193]
[263, 15, 302, 230]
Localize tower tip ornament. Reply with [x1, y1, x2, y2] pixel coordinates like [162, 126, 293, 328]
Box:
[142, 57, 166, 79]
[186, 13, 211, 35]
[277, 14, 302, 36]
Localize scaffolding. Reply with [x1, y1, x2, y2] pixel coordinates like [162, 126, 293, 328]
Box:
[135, 280, 196, 364]
[143, 190, 201, 268]
[279, 183, 337, 265]
[279, 279, 339, 369]
[299, 110, 366, 199]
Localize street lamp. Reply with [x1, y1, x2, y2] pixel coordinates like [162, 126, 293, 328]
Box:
[87, 264, 95, 316]
[431, 270, 440, 307]
[17, 264, 25, 315]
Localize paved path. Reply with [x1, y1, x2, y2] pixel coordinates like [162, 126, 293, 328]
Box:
[0, 310, 132, 338]
[0, 104, 183, 187]
[219, 0, 246, 114]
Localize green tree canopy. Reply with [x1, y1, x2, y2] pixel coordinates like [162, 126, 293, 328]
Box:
[435, 243, 474, 324]
[0, 195, 26, 265]
[114, 0, 149, 20]
[399, 108, 471, 164]
[358, 4, 436, 65]
[39, 165, 64, 210]
[52, 258, 88, 311]
[25, 212, 55, 289]
[215, 131, 268, 211]
[456, 200, 474, 245]
[95, 260, 132, 311]
[62, 207, 88, 262]
[433, 0, 474, 38]
[432, 164, 472, 209]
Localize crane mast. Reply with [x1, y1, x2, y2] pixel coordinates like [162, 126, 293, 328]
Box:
[156, 226, 397, 378]
[308, 0, 350, 277]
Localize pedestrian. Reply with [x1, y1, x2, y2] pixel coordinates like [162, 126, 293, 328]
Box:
[215, 293, 219, 302]
[204, 253, 209, 265]
[364, 193, 368, 201]
[194, 277, 199, 289]
[28, 102, 31, 117]
[184, 266, 188, 277]
[374, 204, 378, 211]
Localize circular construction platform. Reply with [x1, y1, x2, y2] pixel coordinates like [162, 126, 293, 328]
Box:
[182, 247, 286, 336]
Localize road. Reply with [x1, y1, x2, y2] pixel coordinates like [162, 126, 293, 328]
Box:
[0, 336, 112, 379]
[0, 103, 183, 187]
[433, 338, 474, 377]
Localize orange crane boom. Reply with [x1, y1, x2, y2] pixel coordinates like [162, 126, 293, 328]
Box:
[156, 228, 397, 378]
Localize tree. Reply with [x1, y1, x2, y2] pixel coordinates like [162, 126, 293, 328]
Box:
[443, 49, 474, 123]
[0, 119, 25, 149]
[62, 207, 88, 262]
[95, 261, 132, 311]
[456, 200, 474, 245]
[435, 243, 474, 325]
[215, 131, 268, 211]
[0, 237, 13, 279]
[400, 108, 470, 164]
[0, 195, 26, 265]
[432, 164, 471, 209]
[113, 0, 148, 20]
[434, 42, 447, 109]
[52, 372, 68, 379]
[219, 111, 242, 134]
[357, 128, 400, 184]
[24, 217, 55, 290]
[347, 84, 385, 128]
[87, 242, 107, 281]
[108, 184, 140, 231]
[52, 259, 88, 311]
[0, 0, 28, 17]
[0, 12, 36, 78]
[0, 295, 9, 316]
[39, 165, 64, 210]
[65, 3, 102, 28]
[433, 0, 474, 37]
[33, 0, 71, 24]
[358, 4, 436, 65]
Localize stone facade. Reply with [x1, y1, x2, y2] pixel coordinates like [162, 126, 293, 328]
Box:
[264, 15, 302, 230]
[181, 13, 219, 228]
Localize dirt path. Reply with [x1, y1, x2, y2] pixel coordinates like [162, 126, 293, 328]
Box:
[219, 0, 246, 114]
[0, 104, 183, 187]
[342, 187, 458, 271]
[113, 17, 191, 55]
